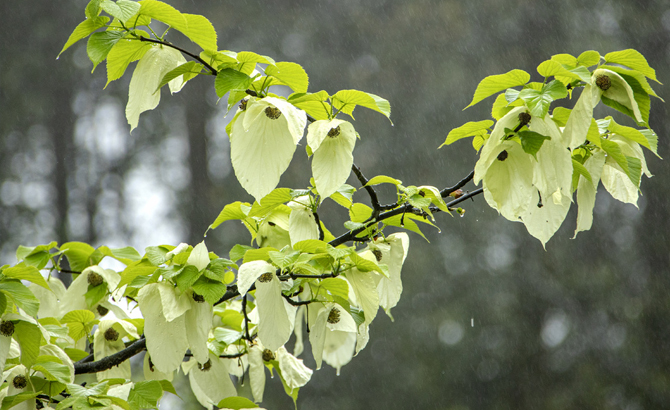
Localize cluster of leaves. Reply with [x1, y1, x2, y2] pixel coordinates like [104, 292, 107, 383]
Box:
[1, 0, 661, 409]
[443, 49, 660, 246]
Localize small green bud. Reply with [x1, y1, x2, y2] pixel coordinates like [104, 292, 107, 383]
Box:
[518, 111, 531, 126]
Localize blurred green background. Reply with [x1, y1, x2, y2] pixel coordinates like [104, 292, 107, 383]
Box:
[2, 0, 670, 408]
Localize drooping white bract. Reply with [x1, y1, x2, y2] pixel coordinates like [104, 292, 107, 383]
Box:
[93, 319, 140, 381]
[574, 150, 607, 237]
[346, 265, 380, 327]
[306, 119, 357, 201]
[40, 343, 75, 384]
[137, 282, 190, 373]
[593, 68, 644, 124]
[308, 302, 357, 371]
[59, 266, 121, 319]
[187, 241, 210, 272]
[288, 196, 319, 246]
[126, 45, 186, 132]
[563, 84, 600, 149]
[184, 292, 214, 364]
[237, 260, 296, 351]
[521, 115, 573, 247]
[230, 97, 307, 202]
[370, 232, 410, 317]
[183, 353, 237, 410]
[322, 330, 357, 375]
[475, 107, 535, 222]
[248, 344, 266, 402]
[276, 346, 313, 391]
[601, 134, 651, 206]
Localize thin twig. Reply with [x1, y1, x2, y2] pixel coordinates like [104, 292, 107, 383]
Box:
[139, 37, 217, 75]
[440, 170, 475, 198]
[241, 295, 252, 341]
[313, 211, 325, 241]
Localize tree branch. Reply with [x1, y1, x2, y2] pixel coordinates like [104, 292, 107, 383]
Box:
[139, 37, 217, 75]
[351, 163, 396, 218]
[440, 170, 474, 198]
[74, 337, 146, 375]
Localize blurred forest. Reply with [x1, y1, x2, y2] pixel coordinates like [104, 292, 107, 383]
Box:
[2, 0, 670, 409]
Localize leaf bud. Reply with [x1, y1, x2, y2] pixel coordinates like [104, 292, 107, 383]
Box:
[104, 327, 120, 342]
[12, 374, 27, 389]
[327, 307, 341, 324]
[96, 305, 109, 317]
[262, 349, 275, 362]
[518, 111, 531, 127]
[198, 359, 212, 371]
[258, 272, 273, 283]
[372, 249, 383, 262]
[0, 320, 15, 337]
[449, 189, 464, 199]
[87, 271, 104, 287]
[497, 150, 509, 161]
[595, 74, 611, 91]
[192, 292, 205, 303]
[264, 106, 282, 119]
[327, 126, 341, 138]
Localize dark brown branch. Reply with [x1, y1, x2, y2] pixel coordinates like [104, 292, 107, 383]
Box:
[241, 295, 252, 341]
[214, 285, 240, 306]
[441, 171, 474, 198]
[313, 211, 325, 241]
[446, 187, 484, 208]
[74, 337, 146, 375]
[139, 37, 217, 75]
[281, 293, 313, 306]
[351, 164, 396, 219]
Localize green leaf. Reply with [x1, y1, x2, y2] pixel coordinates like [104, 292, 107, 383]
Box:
[87, 30, 126, 71]
[289, 91, 331, 120]
[145, 246, 168, 265]
[604, 117, 658, 156]
[292, 240, 329, 254]
[15, 321, 41, 369]
[30, 377, 67, 398]
[100, 0, 141, 23]
[84, 283, 107, 307]
[349, 203, 373, 223]
[236, 51, 276, 66]
[99, 246, 142, 265]
[156, 61, 203, 92]
[248, 188, 293, 217]
[0, 281, 40, 316]
[551, 53, 577, 67]
[517, 130, 551, 159]
[174, 265, 202, 291]
[265, 62, 309, 93]
[572, 158, 593, 187]
[33, 359, 72, 384]
[210, 201, 251, 230]
[60, 242, 98, 273]
[215, 68, 253, 98]
[64, 348, 90, 362]
[518, 80, 568, 118]
[1, 393, 40, 410]
[604, 49, 658, 82]
[138, 0, 187, 32]
[128, 380, 163, 409]
[191, 277, 227, 305]
[465, 69, 530, 109]
[3, 263, 50, 289]
[229, 244, 254, 262]
[551, 107, 571, 127]
[440, 120, 494, 147]
[364, 175, 402, 187]
[576, 50, 601, 67]
[536, 60, 584, 82]
[16, 242, 57, 269]
[217, 396, 258, 410]
[268, 250, 300, 270]
[331, 90, 391, 120]
[59, 17, 110, 57]
[318, 278, 349, 300]
[329, 184, 355, 208]
[183, 13, 218, 51]
[105, 37, 151, 86]
[600, 138, 639, 185]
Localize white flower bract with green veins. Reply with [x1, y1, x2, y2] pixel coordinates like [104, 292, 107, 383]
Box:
[230, 97, 307, 202]
[307, 119, 357, 201]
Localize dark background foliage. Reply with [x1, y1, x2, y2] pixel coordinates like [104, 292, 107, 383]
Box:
[2, 1, 669, 409]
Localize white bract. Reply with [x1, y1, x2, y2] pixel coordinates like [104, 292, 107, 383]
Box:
[307, 119, 358, 201]
[126, 45, 186, 132]
[230, 97, 307, 202]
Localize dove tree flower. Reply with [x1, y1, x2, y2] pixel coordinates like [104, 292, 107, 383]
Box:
[8, 3, 663, 409]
